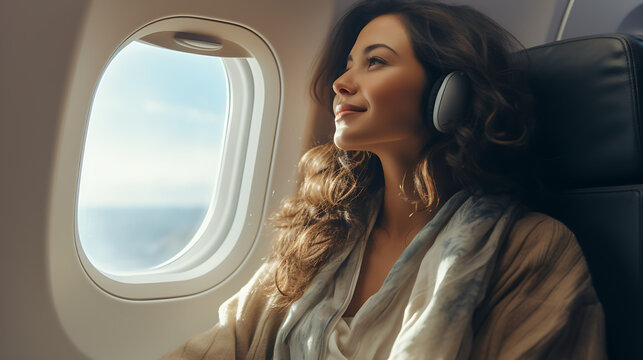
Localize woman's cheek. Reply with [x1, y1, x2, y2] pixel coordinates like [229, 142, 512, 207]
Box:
[375, 71, 422, 115]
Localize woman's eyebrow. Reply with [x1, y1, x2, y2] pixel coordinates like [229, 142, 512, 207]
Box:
[346, 43, 399, 62]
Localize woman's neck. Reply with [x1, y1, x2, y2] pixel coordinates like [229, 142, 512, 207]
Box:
[373, 144, 459, 244]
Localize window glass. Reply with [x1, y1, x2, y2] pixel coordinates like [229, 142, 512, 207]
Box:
[78, 40, 228, 274]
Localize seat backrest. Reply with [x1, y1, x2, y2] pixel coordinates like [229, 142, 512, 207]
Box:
[527, 33, 643, 359]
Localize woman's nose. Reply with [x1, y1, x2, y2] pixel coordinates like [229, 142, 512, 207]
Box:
[332, 72, 357, 95]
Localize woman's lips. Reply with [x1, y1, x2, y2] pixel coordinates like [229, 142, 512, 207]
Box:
[335, 109, 366, 121]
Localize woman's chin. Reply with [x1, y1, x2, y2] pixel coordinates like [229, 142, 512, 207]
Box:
[333, 137, 349, 151]
[333, 136, 366, 152]
[333, 136, 353, 151]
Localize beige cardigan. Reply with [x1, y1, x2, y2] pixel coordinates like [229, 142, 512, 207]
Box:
[161, 212, 606, 359]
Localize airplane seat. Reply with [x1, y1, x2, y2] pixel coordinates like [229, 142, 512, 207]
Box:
[526, 33, 643, 359]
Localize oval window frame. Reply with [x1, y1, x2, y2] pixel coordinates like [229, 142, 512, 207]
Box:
[70, 16, 280, 299]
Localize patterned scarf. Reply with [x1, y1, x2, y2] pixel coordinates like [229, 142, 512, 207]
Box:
[273, 189, 523, 359]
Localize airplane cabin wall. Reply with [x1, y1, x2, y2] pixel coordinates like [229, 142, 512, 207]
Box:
[2, 0, 336, 359]
[442, 0, 570, 47]
[562, 0, 643, 39]
[443, 0, 642, 47]
[1, 1, 90, 359]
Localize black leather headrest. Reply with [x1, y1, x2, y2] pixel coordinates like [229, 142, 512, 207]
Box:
[527, 33, 643, 188]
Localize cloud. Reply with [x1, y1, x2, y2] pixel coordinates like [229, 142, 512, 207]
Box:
[79, 141, 222, 207]
[141, 99, 225, 125]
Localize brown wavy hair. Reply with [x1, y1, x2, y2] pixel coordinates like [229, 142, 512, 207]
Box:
[265, 0, 541, 308]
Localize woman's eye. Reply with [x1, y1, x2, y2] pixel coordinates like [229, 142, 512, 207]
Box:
[341, 57, 384, 74]
[367, 57, 386, 67]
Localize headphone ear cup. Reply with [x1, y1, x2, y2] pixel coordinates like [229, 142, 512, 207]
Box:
[425, 74, 446, 129]
[427, 71, 471, 133]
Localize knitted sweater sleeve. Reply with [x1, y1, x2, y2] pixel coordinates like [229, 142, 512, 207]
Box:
[470, 212, 607, 360]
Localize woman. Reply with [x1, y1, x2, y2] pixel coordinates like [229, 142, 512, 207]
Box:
[162, 0, 606, 359]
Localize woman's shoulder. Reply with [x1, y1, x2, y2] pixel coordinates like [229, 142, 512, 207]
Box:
[508, 211, 576, 246]
[485, 210, 596, 308]
[502, 211, 585, 272]
[509, 211, 573, 239]
[474, 214, 607, 360]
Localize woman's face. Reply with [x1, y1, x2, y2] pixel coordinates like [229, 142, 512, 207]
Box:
[332, 14, 428, 153]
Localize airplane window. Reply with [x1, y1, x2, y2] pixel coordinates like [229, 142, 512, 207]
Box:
[77, 40, 228, 275]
